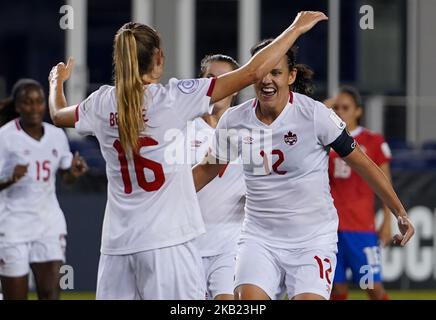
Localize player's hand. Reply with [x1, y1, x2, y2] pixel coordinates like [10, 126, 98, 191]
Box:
[11, 164, 28, 183]
[70, 151, 88, 178]
[378, 221, 392, 247]
[393, 215, 414, 246]
[290, 11, 328, 35]
[49, 57, 75, 85]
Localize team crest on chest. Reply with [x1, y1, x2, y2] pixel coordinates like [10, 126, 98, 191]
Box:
[23, 149, 31, 156]
[52, 149, 58, 157]
[284, 131, 297, 146]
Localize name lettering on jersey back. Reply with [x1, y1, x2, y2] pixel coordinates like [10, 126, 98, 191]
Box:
[109, 110, 148, 127]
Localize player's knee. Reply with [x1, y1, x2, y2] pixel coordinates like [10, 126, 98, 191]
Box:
[37, 286, 60, 300]
[234, 284, 270, 300]
[292, 293, 325, 300]
[214, 293, 234, 300]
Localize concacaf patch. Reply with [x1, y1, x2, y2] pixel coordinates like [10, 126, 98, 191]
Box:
[329, 111, 346, 130]
[177, 79, 200, 94]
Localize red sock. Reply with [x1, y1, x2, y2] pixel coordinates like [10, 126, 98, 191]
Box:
[330, 293, 348, 300]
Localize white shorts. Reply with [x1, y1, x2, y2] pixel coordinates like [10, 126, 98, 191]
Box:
[0, 235, 67, 277]
[202, 252, 236, 299]
[235, 239, 337, 300]
[96, 241, 205, 300]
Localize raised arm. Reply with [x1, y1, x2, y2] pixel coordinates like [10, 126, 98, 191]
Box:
[210, 11, 328, 104]
[343, 146, 414, 246]
[48, 58, 77, 128]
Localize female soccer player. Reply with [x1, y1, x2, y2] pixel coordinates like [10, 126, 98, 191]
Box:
[192, 54, 244, 300]
[47, 12, 328, 299]
[193, 40, 415, 300]
[0, 79, 87, 300]
[328, 86, 392, 300]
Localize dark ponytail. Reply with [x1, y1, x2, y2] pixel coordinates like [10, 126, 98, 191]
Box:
[293, 64, 314, 96]
[251, 39, 315, 96]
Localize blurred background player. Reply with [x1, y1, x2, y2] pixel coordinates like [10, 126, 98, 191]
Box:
[0, 79, 88, 300]
[193, 29, 414, 300]
[47, 12, 324, 299]
[192, 54, 245, 300]
[327, 86, 392, 300]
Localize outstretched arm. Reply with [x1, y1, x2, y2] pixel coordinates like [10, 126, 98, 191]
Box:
[210, 11, 328, 104]
[378, 162, 393, 247]
[343, 146, 414, 246]
[48, 58, 77, 128]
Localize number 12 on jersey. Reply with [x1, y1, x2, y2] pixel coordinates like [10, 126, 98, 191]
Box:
[113, 138, 165, 194]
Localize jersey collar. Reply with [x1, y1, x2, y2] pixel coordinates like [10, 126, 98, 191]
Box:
[251, 92, 294, 128]
[251, 92, 294, 108]
[15, 119, 47, 145]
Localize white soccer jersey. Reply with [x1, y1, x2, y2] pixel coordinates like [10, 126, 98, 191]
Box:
[0, 192, 4, 216]
[0, 120, 72, 243]
[75, 78, 216, 255]
[0, 191, 5, 222]
[0, 162, 5, 216]
[190, 117, 245, 257]
[0, 148, 7, 216]
[210, 92, 345, 249]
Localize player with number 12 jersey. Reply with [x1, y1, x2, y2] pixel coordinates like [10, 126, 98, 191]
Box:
[194, 39, 413, 300]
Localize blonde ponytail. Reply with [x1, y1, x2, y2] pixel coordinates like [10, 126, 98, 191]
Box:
[114, 29, 145, 155]
[114, 22, 161, 156]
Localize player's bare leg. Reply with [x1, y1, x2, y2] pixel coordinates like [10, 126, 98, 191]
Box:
[234, 284, 271, 300]
[0, 275, 29, 300]
[215, 294, 234, 300]
[331, 283, 349, 300]
[292, 293, 325, 300]
[366, 282, 389, 300]
[30, 261, 62, 300]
